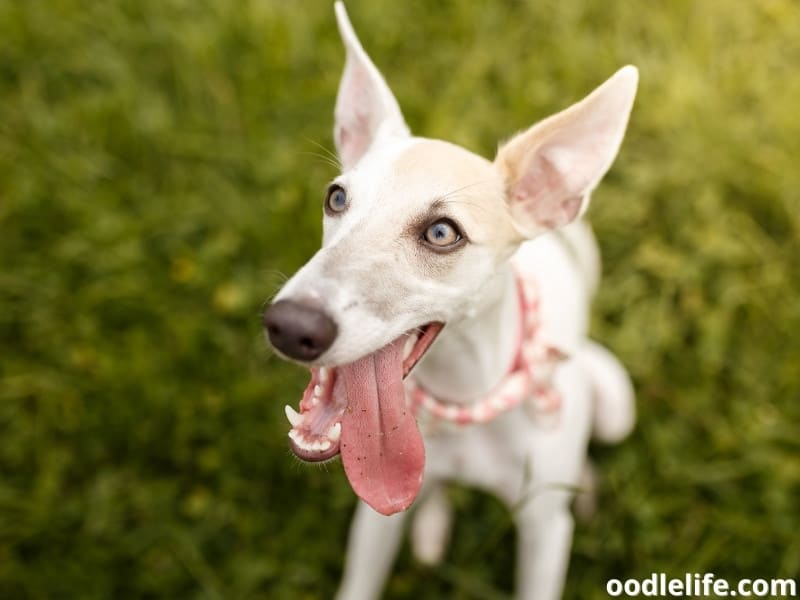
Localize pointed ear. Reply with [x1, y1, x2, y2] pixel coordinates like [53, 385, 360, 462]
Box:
[495, 66, 638, 236]
[333, 2, 410, 170]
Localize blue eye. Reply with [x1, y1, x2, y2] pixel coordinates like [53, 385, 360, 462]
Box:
[325, 185, 348, 214]
[424, 219, 461, 247]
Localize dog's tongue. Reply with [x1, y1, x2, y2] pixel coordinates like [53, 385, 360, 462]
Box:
[339, 335, 425, 515]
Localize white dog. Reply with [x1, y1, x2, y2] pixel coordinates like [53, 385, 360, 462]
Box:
[264, 3, 637, 598]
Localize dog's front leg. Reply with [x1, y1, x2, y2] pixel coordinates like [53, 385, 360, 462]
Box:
[509, 356, 593, 599]
[514, 491, 574, 600]
[336, 500, 408, 600]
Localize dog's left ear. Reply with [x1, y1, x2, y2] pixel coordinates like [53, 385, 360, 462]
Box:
[333, 2, 410, 171]
[495, 66, 638, 236]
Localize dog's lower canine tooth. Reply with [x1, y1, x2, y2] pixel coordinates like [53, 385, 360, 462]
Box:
[285, 405, 303, 428]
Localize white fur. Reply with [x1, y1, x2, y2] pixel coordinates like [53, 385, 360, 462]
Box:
[274, 3, 638, 598]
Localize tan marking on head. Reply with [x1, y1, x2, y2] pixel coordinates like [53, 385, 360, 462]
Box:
[312, 138, 526, 328]
[390, 139, 522, 254]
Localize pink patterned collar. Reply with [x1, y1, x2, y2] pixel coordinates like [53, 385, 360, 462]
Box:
[406, 272, 565, 427]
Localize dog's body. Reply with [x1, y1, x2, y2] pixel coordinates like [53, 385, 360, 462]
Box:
[336, 224, 634, 600]
[264, 4, 637, 599]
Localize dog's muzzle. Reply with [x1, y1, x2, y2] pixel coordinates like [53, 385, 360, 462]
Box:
[263, 299, 338, 361]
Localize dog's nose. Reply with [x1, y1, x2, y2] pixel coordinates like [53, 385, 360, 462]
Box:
[263, 300, 338, 361]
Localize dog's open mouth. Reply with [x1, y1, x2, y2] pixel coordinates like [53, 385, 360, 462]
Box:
[284, 322, 443, 514]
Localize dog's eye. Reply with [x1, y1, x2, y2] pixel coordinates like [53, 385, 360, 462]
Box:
[423, 219, 462, 248]
[325, 184, 348, 215]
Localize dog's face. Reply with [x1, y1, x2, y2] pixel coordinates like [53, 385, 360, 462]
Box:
[275, 137, 519, 368]
[264, 2, 637, 516]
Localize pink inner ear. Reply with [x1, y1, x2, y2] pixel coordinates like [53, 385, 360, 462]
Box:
[335, 62, 380, 169]
[335, 116, 370, 169]
[510, 154, 584, 229]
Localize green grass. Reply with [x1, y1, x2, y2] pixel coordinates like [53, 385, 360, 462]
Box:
[1, 0, 798, 598]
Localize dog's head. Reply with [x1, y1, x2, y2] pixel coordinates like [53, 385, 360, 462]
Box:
[264, 2, 637, 515]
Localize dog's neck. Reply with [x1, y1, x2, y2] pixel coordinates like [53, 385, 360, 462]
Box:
[413, 264, 519, 404]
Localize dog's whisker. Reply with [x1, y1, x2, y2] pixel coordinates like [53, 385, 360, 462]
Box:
[306, 137, 341, 164]
[262, 289, 282, 306]
[259, 268, 290, 285]
[437, 196, 494, 214]
[438, 179, 491, 201]
[259, 271, 291, 308]
[300, 150, 341, 171]
[303, 137, 342, 170]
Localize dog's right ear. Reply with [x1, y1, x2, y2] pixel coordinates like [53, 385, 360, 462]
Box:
[333, 2, 410, 171]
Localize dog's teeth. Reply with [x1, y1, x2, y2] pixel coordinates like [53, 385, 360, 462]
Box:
[327, 422, 342, 443]
[311, 396, 320, 406]
[314, 384, 322, 397]
[285, 405, 303, 428]
[319, 368, 329, 383]
[319, 439, 331, 452]
[403, 334, 418, 361]
[289, 430, 313, 451]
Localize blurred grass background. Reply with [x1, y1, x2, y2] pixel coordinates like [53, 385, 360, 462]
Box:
[1, 0, 799, 598]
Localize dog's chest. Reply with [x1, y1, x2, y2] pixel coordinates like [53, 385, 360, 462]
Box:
[421, 412, 540, 501]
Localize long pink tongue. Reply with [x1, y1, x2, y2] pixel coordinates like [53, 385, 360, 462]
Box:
[339, 335, 425, 515]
